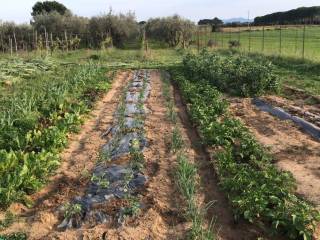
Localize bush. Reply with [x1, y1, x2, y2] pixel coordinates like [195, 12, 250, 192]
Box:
[183, 50, 279, 97]
[228, 40, 240, 48]
[146, 15, 196, 47]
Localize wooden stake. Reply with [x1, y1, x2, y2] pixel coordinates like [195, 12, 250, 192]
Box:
[64, 30, 68, 52]
[13, 32, 18, 53]
[9, 37, 13, 56]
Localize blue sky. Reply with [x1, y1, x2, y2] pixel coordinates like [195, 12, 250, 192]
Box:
[0, 0, 319, 23]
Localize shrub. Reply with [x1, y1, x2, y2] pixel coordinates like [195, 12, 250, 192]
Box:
[183, 50, 279, 97]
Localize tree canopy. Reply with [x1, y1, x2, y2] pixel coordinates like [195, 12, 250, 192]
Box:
[198, 17, 223, 26]
[31, 1, 69, 16]
[146, 15, 195, 47]
[254, 6, 320, 25]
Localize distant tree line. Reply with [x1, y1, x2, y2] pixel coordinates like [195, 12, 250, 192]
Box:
[254, 6, 320, 25]
[0, 1, 196, 53]
[198, 18, 223, 31]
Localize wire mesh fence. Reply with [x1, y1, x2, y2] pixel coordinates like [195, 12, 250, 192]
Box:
[194, 25, 320, 61]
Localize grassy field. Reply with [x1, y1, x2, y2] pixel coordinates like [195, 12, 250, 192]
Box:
[196, 25, 320, 62]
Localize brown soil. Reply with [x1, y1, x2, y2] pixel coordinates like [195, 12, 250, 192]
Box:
[261, 95, 320, 128]
[228, 97, 320, 207]
[282, 85, 320, 106]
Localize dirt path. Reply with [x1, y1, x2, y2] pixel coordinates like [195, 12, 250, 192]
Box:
[228, 97, 320, 207]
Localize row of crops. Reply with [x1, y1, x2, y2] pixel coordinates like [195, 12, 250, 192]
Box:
[0, 58, 57, 86]
[169, 51, 320, 239]
[0, 58, 112, 207]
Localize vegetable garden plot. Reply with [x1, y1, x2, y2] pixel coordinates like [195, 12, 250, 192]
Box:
[169, 62, 320, 240]
[229, 97, 320, 207]
[58, 70, 151, 229]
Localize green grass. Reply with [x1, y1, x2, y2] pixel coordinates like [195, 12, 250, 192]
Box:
[196, 26, 320, 62]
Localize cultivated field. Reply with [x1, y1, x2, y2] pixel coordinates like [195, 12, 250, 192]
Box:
[0, 7, 320, 238]
[0, 47, 319, 240]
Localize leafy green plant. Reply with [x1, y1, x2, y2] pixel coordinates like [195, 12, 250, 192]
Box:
[91, 174, 110, 188]
[182, 49, 279, 97]
[0, 61, 112, 207]
[170, 67, 320, 240]
[63, 203, 83, 219]
[170, 127, 184, 152]
[123, 196, 141, 217]
[130, 139, 145, 171]
[0, 211, 15, 230]
[0, 232, 27, 240]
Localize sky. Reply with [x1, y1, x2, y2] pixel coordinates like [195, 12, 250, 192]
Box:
[0, 0, 319, 24]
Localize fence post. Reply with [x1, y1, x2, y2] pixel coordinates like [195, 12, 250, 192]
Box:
[197, 29, 200, 53]
[64, 30, 68, 52]
[302, 25, 306, 59]
[295, 26, 298, 54]
[13, 32, 17, 53]
[262, 26, 265, 52]
[9, 37, 13, 56]
[0, 34, 3, 53]
[248, 26, 251, 52]
[35, 30, 38, 51]
[238, 27, 241, 50]
[44, 28, 49, 55]
[222, 31, 224, 48]
[279, 25, 282, 56]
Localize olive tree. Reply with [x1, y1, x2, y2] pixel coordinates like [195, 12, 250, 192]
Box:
[88, 11, 139, 48]
[146, 15, 195, 47]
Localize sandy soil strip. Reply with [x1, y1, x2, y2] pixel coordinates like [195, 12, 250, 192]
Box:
[261, 95, 320, 128]
[229, 97, 320, 207]
[0, 71, 131, 239]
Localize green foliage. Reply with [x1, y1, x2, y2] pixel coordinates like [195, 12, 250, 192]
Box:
[170, 127, 184, 152]
[123, 196, 141, 217]
[0, 57, 56, 85]
[176, 153, 197, 200]
[176, 153, 216, 240]
[63, 203, 82, 219]
[0, 232, 27, 240]
[0, 211, 15, 230]
[130, 139, 145, 171]
[31, 1, 68, 16]
[0, 60, 111, 207]
[254, 6, 320, 25]
[183, 50, 279, 96]
[170, 67, 320, 239]
[89, 11, 139, 48]
[146, 15, 196, 48]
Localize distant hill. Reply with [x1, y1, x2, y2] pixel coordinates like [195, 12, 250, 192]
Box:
[254, 6, 320, 25]
[223, 18, 253, 24]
